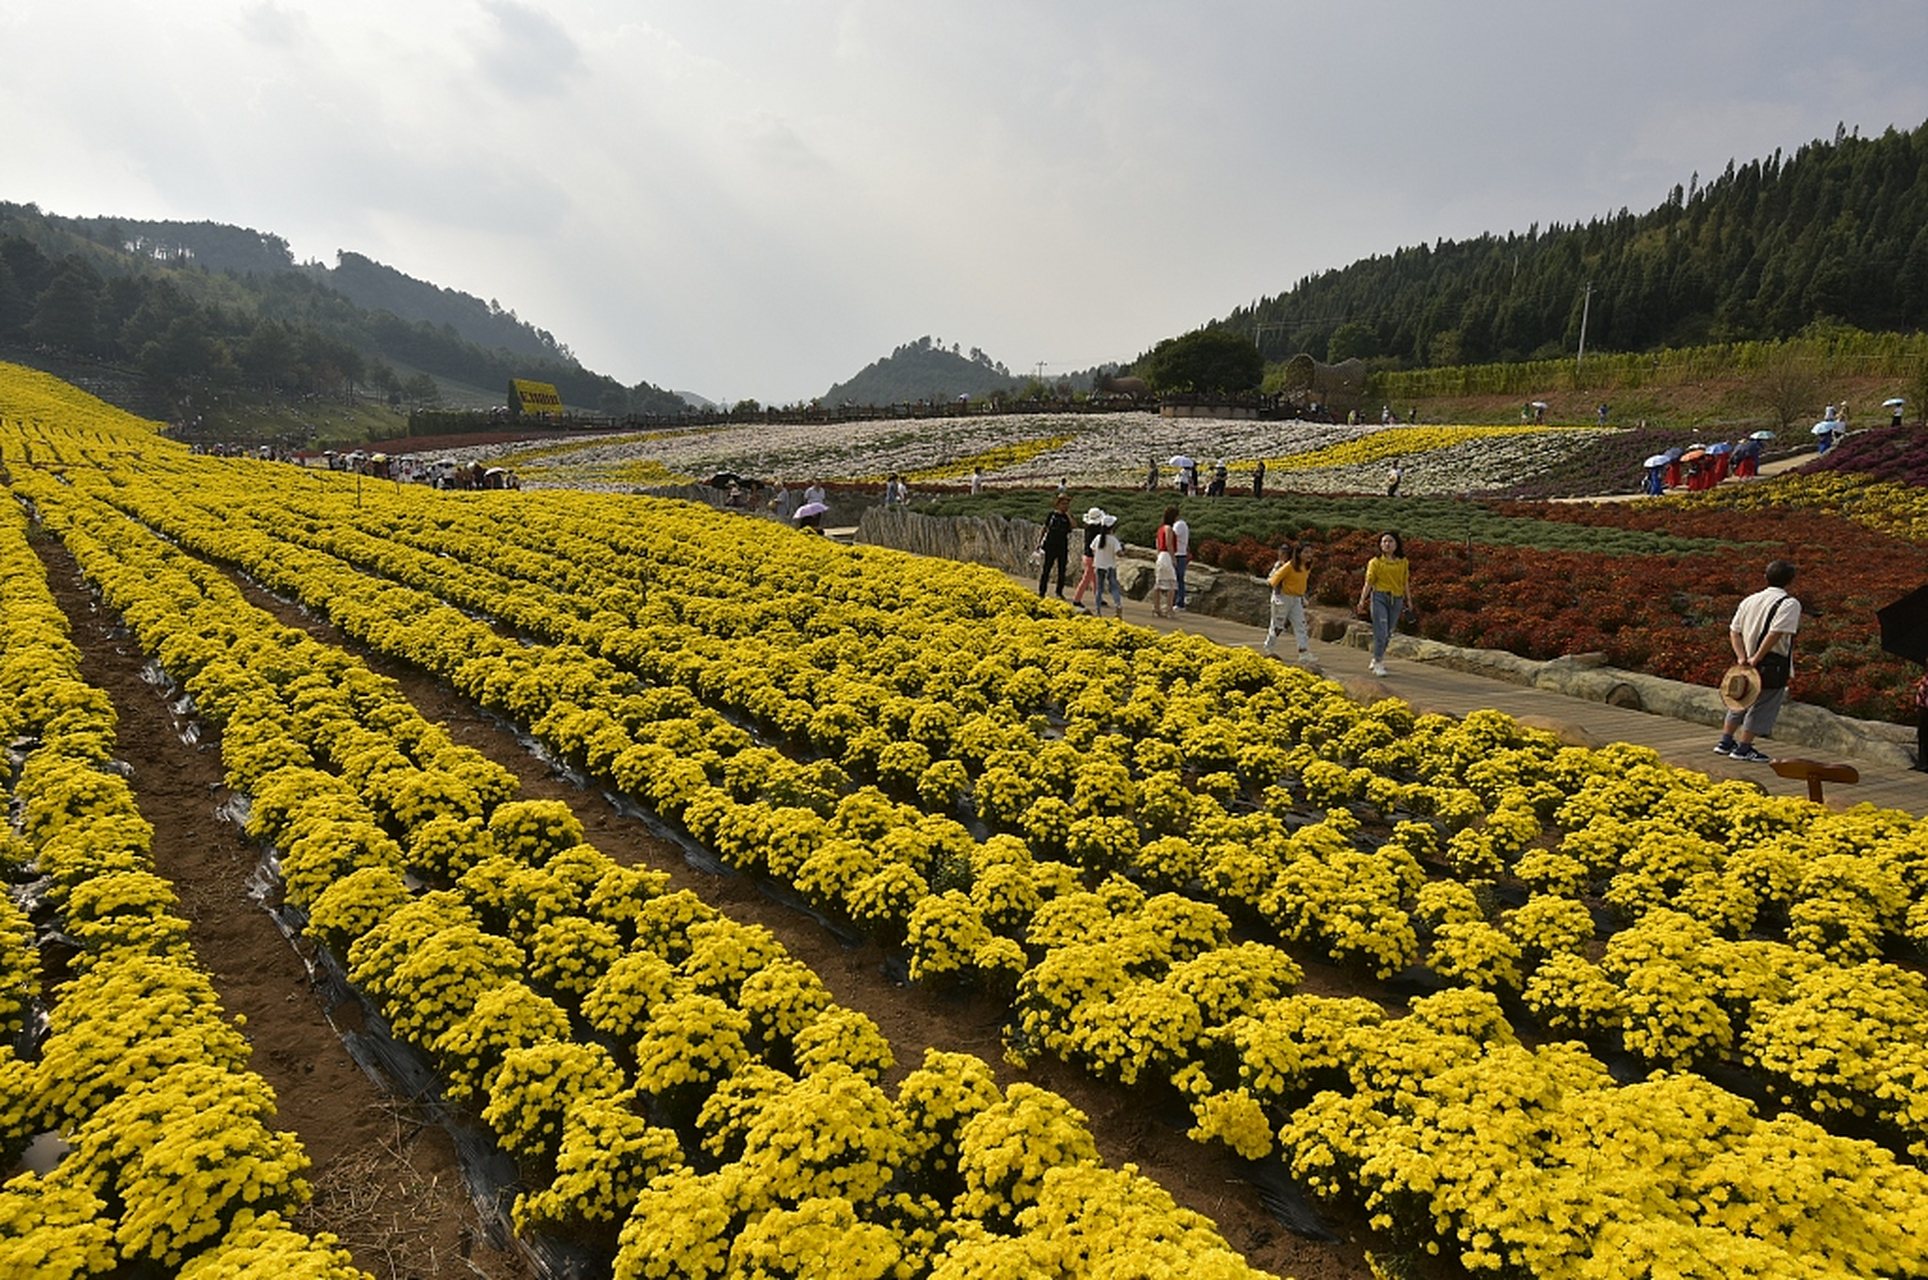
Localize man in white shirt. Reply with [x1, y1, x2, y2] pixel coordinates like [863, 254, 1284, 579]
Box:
[1715, 560, 1801, 763]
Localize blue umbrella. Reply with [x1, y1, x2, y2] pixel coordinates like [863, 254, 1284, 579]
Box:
[1706, 442, 1733, 455]
[1664, 446, 1685, 461]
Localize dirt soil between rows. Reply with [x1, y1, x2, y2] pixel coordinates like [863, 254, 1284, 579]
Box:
[33, 529, 1419, 1280]
[35, 536, 531, 1280]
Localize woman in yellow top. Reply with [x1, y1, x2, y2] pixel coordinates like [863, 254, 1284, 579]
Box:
[1356, 531, 1411, 677]
[1263, 542, 1315, 660]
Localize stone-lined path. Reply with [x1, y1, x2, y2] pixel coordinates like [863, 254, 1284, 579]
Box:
[1022, 576, 1926, 817]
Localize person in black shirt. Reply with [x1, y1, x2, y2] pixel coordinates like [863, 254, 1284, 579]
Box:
[1037, 493, 1075, 598]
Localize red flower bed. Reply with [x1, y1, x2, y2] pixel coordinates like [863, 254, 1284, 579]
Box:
[1196, 513, 1928, 724]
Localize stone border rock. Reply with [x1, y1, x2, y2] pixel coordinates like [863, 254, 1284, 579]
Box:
[1366, 632, 1920, 770]
[858, 506, 1043, 573]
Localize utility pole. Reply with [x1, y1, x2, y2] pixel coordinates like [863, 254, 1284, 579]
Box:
[1575, 282, 1594, 378]
[1252, 321, 1293, 356]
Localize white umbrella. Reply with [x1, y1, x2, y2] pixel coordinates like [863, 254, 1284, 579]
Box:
[1168, 455, 1193, 468]
[1530, 401, 1548, 409]
[1748, 430, 1774, 440]
[793, 501, 829, 519]
[1883, 397, 1906, 407]
[1642, 453, 1671, 468]
[1811, 423, 1834, 435]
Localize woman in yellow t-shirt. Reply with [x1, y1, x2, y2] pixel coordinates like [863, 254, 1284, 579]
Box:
[1355, 531, 1411, 677]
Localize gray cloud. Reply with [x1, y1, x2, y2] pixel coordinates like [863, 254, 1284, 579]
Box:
[238, 1, 311, 49]
[2, 1, 1925, 402]
[477, 1, 583, 97]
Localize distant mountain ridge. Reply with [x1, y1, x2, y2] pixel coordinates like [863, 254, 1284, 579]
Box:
[822, 336, 1021, 405]
[0, 202, 688, 415]
[1209, 119, 1928, 370]
[53, 214, 574, 364]
[316, 251, 571, 364]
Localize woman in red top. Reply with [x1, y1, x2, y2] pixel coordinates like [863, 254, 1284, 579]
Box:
[1153, 507, 1181, 618]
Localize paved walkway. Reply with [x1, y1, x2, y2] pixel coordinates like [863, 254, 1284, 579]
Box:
[1028, 580, 1925, 817]
[1036, 449, 1926, 816]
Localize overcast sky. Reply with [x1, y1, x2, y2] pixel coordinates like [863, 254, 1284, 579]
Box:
[5, 2, 1926, 403]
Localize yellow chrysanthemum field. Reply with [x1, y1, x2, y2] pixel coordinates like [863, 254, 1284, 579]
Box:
[4, 361, 1928, 1280]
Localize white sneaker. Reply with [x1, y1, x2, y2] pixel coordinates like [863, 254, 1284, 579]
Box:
[1370, 660, 1387, 676]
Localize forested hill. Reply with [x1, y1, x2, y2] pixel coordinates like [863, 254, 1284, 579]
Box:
[316, 252, 570, 364]
[0, 203, 686, 414]
[33, 213, 575, 363]
[1222, 120, 1928, 370]
[822, 336, 1022, 405]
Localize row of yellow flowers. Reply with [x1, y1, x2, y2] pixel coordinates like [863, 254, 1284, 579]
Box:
[73, 452, 1928, 1109]
[11, 368, 1928, 1275]
[0, 484, 367, 1278]
[1677, 468, 1928, 544]
[49, 451, 1928, 1274]
[896, 435, 1075, 484]
[11, 431, 1279, 1276]
[0, 364, 161, 461]
[1264, 424, 1596, 472]
[149, 457, 1928, 963]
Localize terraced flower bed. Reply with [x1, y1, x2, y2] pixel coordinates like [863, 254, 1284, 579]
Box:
[5, 363, 1928, 1280]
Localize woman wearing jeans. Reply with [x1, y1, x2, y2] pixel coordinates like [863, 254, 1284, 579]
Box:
[1355, 531, 1410, 677]
[1089, 516, 1124, 617]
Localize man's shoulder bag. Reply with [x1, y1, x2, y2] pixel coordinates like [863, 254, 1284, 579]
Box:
[1753, 597, 1793, 690]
